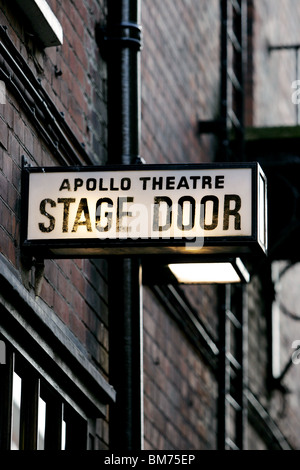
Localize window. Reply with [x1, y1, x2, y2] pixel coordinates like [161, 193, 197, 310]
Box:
[11, 369, 22, 450]
[271, 261, 300, 382]
[0, 341, 88, 450]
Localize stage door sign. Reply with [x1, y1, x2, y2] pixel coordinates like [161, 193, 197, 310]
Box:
[21, 163, 267, 258]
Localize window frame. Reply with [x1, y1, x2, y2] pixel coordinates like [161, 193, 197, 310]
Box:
[0, 254, 115, 450]
[0, 341, 91, 450]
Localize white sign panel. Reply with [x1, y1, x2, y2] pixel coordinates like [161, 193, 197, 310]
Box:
[21, 163, 267, 258]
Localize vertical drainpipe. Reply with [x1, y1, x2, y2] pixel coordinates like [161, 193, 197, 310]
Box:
[104, 0, 143, 451]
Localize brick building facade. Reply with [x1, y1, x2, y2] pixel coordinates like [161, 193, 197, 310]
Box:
[1, 0, 300, 451]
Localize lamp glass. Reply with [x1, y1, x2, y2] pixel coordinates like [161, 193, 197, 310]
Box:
[168, 262, 242, 284]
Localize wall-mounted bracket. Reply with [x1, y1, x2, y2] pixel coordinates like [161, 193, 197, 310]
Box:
[198, 119, 225, 135]
[96, 21, 143, 60]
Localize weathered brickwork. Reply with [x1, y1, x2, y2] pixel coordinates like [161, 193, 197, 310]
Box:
[141, 0, 221, 449]
[143, 287, 217, 450]
[141, 0, 220, 165]
[2, 0, 300, 451]
[141, 0, 300, 451]
[0, 0, 109, 449]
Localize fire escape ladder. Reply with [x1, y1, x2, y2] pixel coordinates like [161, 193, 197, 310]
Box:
[217, 0, 248, 450]
[218, 284, 248, 450]
[198, 0, 246, 161]
[221, 0, 246, 161]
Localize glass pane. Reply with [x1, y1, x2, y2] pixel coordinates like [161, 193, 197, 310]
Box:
[61, 420, 66, 450]
[61, 404, 66, 450]
[37, 396, 46, 450]
[0, 340, 6, 364]
[11, 371, 22, 450]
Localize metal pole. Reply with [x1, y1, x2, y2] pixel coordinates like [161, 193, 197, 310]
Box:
[106, 0, 143, 451]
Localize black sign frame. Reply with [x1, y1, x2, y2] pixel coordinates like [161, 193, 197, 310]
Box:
[21, 162, 267, 260]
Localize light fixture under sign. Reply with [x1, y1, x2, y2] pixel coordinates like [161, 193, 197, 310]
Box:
[169, 258, 250, 284]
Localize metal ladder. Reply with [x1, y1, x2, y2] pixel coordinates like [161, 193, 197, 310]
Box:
[198, 0, 246, 160]
[218, 284, 247, 450]
[220, 0, 246, 162]
[217, 0, 248, 450]
[198, 0, 248, 449]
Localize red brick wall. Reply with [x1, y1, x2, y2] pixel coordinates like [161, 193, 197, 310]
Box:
[141, 0, 300, 450]
[141, 0, 220, 165]
[143, 288, 218, 450]
[0, 0, 109, 449]
[141, 0, 220, 450]
[2, 0, 300, 452]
